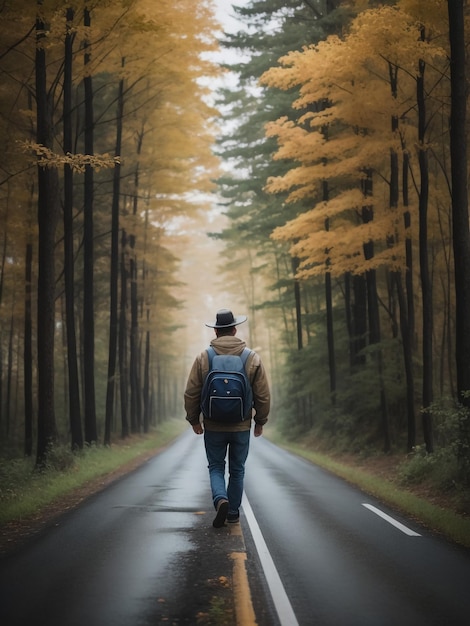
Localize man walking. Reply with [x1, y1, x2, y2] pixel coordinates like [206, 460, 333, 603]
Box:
[184, 309, 271, 527]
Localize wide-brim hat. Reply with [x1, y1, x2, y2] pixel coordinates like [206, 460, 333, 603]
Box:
[205, 308, 247, 328]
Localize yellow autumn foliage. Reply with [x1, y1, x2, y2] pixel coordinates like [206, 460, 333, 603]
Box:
[261, 2, 449, 279]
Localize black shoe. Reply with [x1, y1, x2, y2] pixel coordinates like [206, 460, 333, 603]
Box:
[227, 511, 240, 524]
[213, 500, 228, 528]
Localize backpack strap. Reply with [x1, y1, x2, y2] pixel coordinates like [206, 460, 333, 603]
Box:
[206, 346, 216, 371]
[240, 348, 252, 369]
[206, 346, 252, 371]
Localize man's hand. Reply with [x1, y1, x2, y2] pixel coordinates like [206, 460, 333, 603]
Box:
[254, 424, 263, 437]
[192, 423, 204, 435]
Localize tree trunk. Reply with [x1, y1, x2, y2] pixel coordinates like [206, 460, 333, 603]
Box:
[292, 255, 303, 350]
[447, 0, 470, 478]
[395, 271, 415, 451]
[35, 5, 59, 466]
[0, 223, 7, 434]
[403, 153, 415, 349]
[82, 6, 98, 444]
[142, 210, 151, 432]
[104, 63, 124, 445]
[129, 253, 141, 432]
[351, 274, 367, 367]
[365, 264, 390, 453]
[129, 131, 143, 431]
[24, 242, 33, 456]
[323, 165, 336, 402]
[389, 62, 416, 451]
[0, 336, 3, 437]
[143, 319, 150, 433]
[403, 148, 417, 450]
[156, 360, 163, 423]
[325, 269, 336, 403]
[448, 0, 470, 399]
[417, 43, 434, 453]
[361, 171, 390, 453]
[119, 229, 129, 438]
[6, 309, 14, 437]
[63, 7, 83, 450]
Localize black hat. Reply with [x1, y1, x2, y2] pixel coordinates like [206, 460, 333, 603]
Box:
[205, 308, 247, 328]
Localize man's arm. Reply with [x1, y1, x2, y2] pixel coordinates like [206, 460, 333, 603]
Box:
[192, 422, 204, 435]
[251, 357, 271, 427]
[254, 423, 263, 437]
[184, 354, 204, 431]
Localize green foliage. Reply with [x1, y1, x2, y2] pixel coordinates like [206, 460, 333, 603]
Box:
[275, 343, 327, 439]
[197, 596, 232, 626]
[275, 315, 411, 452]
[40, 442, 77, 473]
[399, 444, 457, 489]
[399, 398, 470, 490]
[0, 457, 35, 506]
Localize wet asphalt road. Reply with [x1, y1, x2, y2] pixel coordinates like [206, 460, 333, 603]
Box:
[243, 438, 470, 625]
[0, 430, 248, 626]
[1, 430, 470, 625]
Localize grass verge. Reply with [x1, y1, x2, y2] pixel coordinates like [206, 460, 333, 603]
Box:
[2, 421, 469, 551]
[0, 419, 186, 528]
[266, 431, 470, 549]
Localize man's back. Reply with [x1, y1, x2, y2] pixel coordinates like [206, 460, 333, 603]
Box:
[184, 308, 270, 527]
[184, 334, 270, 431]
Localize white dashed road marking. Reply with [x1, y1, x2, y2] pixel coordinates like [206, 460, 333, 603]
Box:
[362, 503, 421, 536]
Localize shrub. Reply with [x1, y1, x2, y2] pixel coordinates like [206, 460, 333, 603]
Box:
[399, 397, 470, 491]
[41, 442, 76, 472]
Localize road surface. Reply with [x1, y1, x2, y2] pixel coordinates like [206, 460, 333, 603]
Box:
[0, 430, 469, 625]
[243, 438, 470, 625]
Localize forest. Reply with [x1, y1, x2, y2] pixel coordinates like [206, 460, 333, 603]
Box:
[1, 0, 470, 494]
[0, 0, 220, 464]
[213, 0, 470, 488]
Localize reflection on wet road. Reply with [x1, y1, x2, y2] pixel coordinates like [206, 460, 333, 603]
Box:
[243, 437, 470, 625]
[1, 431, 470, 626]
[0, 430, 241, 626]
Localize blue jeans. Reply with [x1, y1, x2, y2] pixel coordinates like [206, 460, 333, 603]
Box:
[204, 429, 251, 515]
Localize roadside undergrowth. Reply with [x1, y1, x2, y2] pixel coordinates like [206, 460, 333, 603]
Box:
[2, 420, 469, 553]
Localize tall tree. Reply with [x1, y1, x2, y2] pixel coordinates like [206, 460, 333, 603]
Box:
[211, 0, 355, 432]
[447, 0, 470, 475]
[82, 5, 97, 445]
[104, 64, 124, 446]
[388, 59, 416, 451]
[63, 7, 83, 450]
[119, 228, 129, 438]
[35, 1, 59, 465]
[129, 126, 144, 433]
[416, 29, 433, 452]
[24, 240, 33, 457]
[361, 171, 390, 452]
[261, 3, 449, 447]
[0, 0, 220, 452]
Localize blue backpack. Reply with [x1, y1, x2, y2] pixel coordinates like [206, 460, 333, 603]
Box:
[200, 347, 253, 422]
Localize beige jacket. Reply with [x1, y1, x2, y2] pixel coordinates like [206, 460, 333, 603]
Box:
[184, 335, 270, 432]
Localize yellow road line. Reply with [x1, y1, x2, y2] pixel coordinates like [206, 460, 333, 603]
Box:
[230, 550, 257, 626]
